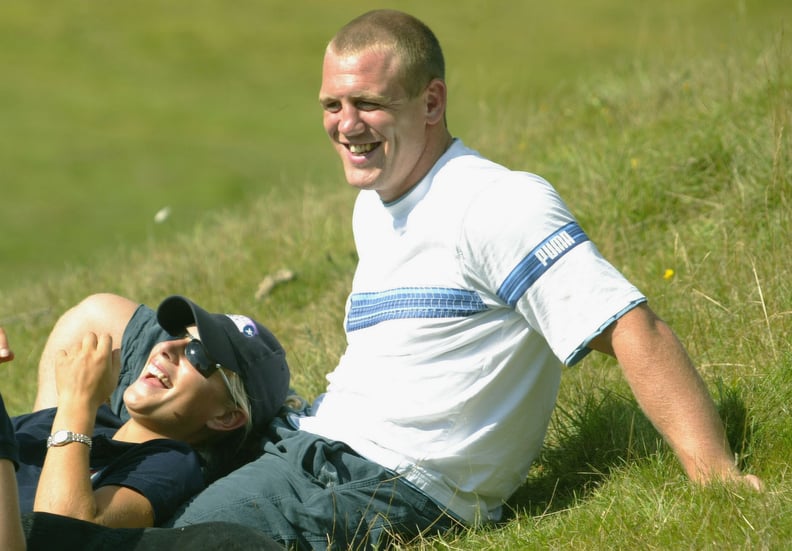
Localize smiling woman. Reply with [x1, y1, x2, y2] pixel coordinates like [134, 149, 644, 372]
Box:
[0, 295, 289, 530]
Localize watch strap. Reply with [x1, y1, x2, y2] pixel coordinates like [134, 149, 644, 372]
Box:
[47, 430, 93, 450]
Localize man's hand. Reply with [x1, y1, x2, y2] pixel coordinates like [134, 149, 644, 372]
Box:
[736, 473, 764, 492]
[54, 332, 119, 411]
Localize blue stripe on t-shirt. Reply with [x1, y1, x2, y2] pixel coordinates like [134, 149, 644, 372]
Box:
[497, 222, 589, 307]
[346, 287, 487, 332]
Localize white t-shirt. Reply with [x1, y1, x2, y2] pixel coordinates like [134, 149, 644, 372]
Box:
[298, 140, 645, 523]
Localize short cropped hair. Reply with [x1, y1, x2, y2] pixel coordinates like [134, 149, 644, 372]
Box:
[328, 9, 445, 98]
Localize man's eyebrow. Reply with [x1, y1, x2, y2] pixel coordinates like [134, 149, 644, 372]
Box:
[320, 91, 391, 104]
[361, 89, 394, 102]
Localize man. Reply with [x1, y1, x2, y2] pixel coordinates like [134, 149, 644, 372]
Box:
[32, 9, 761, 549]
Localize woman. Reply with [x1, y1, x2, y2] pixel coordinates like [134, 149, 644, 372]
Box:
[0, 295, 289, 540]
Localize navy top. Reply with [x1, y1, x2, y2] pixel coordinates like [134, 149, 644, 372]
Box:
[11, 404, 205, 525]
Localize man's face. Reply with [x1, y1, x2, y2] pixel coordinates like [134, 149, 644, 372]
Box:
[319, 48, 438, 203]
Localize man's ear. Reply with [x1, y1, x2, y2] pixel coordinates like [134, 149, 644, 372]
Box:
[424, 78, 447, 126]
[206, 408, 247, 433]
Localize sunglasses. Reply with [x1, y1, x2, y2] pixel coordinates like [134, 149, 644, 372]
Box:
[184, 338, 238, 406]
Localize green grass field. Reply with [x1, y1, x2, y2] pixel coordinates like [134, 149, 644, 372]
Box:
[1, 1, 790, 548]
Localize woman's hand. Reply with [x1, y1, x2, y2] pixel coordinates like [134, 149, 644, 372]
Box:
[54, 332, 119, 412]
[0, 328, 14, 364]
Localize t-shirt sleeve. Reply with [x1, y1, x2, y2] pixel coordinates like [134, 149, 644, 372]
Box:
[461, 171, 646, 365]
[92, 440, 205, 525]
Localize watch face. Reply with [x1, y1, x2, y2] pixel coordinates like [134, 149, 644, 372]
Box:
[52, 430, 70, 445]
[48, 430, 91, 449]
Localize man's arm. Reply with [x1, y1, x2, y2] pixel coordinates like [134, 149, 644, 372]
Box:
[588, 303, 762, 489]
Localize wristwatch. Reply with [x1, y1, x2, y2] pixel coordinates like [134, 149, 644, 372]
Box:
[47, 430, 93, 450]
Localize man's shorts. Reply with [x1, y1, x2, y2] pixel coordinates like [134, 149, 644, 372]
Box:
[109, 304, 457, 549]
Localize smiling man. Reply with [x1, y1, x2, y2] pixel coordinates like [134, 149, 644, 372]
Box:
[168, 9, 761, 545]
[319, 37, 452, 202]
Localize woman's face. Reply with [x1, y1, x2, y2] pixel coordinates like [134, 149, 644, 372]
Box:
[123, 326, 235, 443]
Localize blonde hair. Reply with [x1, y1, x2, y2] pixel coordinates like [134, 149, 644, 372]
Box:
[222, 368, 253, 438]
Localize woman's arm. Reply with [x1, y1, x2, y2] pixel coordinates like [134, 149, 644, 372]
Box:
[0, 459, 25, 551]
[0, 329, 26, 550]
[33, 333, 155, 527]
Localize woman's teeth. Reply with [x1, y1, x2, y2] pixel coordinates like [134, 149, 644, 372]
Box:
[147, 364, 173, 388]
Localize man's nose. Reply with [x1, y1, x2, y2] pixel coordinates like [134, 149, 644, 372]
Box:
[338, 107, 364, 135]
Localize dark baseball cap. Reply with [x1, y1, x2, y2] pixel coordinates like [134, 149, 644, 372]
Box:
[156, 295, 290, 432]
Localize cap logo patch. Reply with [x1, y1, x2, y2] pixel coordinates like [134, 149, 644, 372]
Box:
[226, 314, 259, 337]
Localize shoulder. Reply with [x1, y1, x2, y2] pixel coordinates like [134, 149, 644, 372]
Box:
[459, 170, 574, 239]
[436, 142, 566, 210]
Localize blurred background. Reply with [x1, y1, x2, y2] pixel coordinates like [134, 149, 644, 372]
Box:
[1, 0, 788, 291]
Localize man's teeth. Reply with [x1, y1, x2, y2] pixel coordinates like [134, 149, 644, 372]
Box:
[147, 365, 173, 388]
[349, 143, 376, 154]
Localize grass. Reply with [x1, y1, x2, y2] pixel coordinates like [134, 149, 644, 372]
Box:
[2, 0, 791, 548]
